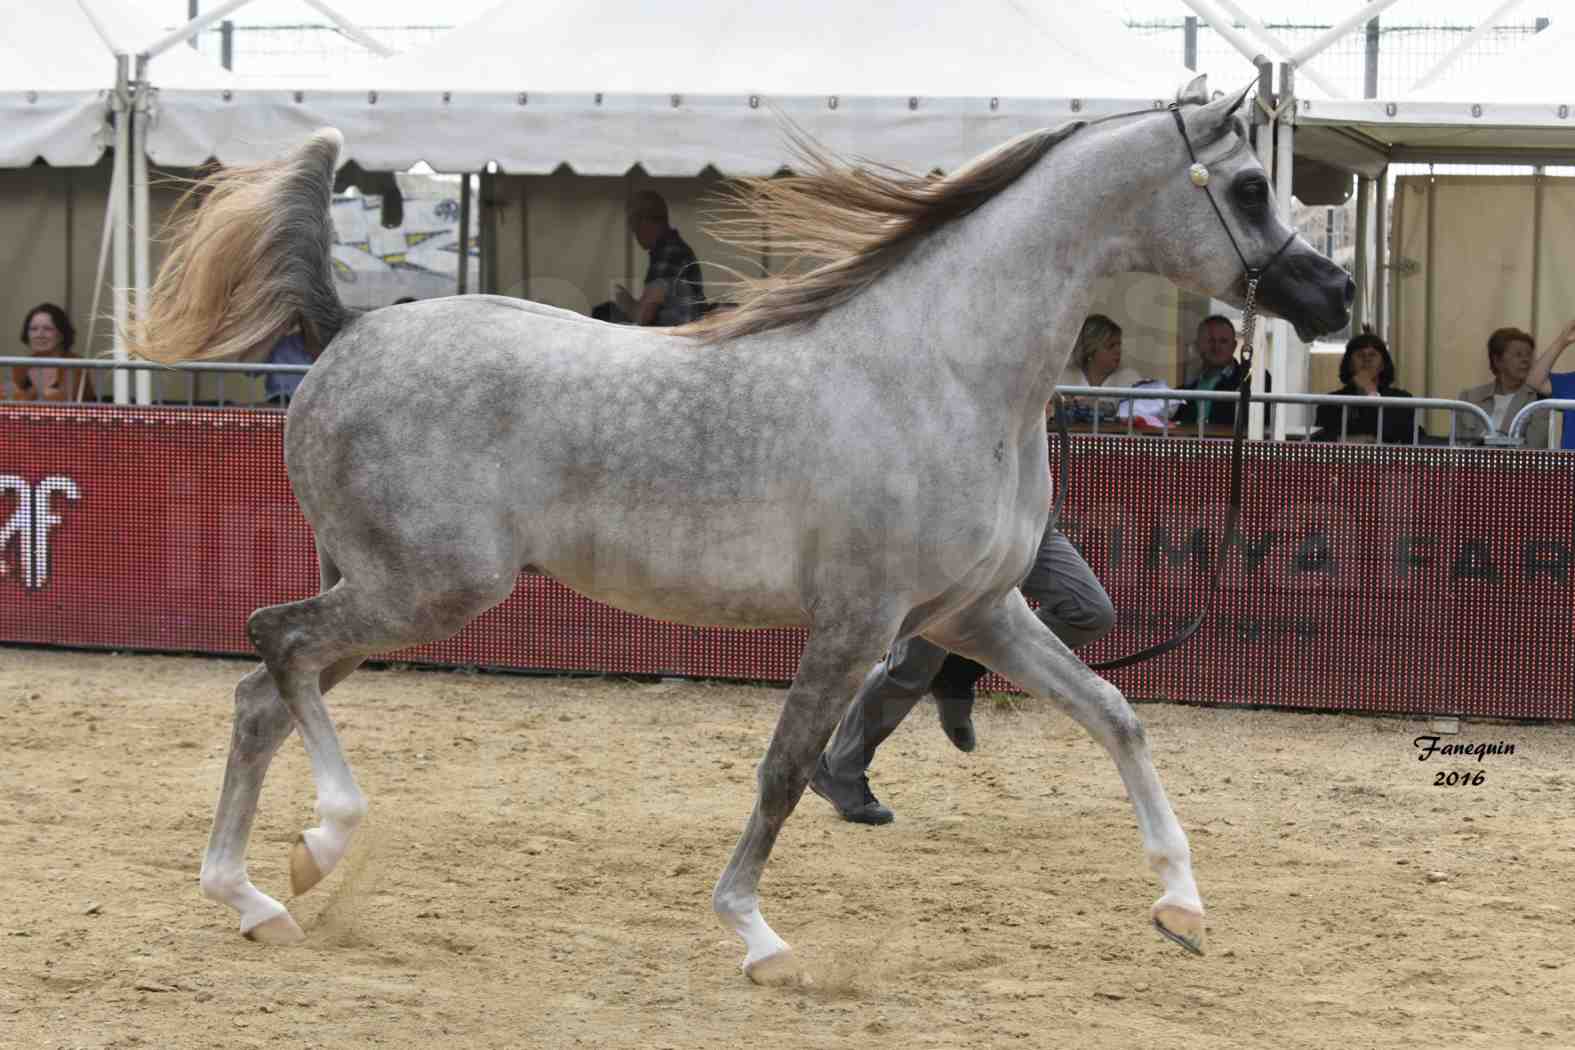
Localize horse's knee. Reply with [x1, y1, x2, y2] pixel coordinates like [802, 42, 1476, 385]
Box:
[1099, 683, 1146, 749]
[231, 667, 293, 756]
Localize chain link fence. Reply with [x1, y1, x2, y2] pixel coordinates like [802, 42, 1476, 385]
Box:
[181, 23, 450, 75]
[1122, 15, 1552, 99]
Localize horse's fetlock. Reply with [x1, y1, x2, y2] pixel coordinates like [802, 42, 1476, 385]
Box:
[712, 886, 757, 919]
[199, 864, 245, 903]
[319, 791, 367, 827]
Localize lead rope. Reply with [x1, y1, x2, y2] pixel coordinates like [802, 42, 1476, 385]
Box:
[1082, 280, 1257, 672]
[1046, 100, 1292, 673]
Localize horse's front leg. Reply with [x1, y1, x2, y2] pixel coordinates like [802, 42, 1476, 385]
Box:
[931, 591, 1205, 955]
[713, 615, 896, 983]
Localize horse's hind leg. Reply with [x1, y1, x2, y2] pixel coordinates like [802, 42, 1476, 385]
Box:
[712, 614, 896, 983]
[241, 554, 514, 917]
[931, 592, 1205, 954]
[198, 655, 362, 944]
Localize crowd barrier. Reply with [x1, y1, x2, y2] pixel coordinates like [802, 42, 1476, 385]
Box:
[2, 403, 1571, 719]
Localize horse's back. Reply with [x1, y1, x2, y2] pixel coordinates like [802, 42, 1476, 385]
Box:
[284, 299, 903, 627]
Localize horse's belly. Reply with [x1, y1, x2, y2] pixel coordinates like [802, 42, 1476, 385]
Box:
[532, 516, 810, 629]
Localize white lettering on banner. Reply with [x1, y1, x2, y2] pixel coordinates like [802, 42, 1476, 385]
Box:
[0, 475, 81, 590]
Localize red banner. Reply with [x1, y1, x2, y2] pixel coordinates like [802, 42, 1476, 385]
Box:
[2, 405, 1570, 718]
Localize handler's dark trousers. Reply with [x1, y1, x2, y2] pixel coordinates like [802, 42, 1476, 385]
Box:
[821, 526, 1114, 781]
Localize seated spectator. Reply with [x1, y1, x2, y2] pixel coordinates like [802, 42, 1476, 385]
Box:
[1526, 318, 1575, 450]
[264, 329, 315, 405]
[1056, 314, 1146, 424]
[1456, 326, 1549, 447]
[10, 303, 95, 402]
[1172, 315, 1270, 429]
[1313, 330, 1417, 445]
[596, 190, 706, 326]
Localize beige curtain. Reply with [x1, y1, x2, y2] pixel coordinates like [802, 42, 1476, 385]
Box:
[1392, 174, 1570, 444]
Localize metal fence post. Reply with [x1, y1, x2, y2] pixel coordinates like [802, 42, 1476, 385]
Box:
[221, 20, 234, 70]
[1184, 15, 1198, 71]
[1364, 17, 1380, 98]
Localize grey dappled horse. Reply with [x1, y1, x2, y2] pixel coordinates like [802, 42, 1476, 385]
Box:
[132, 78, 1351, 982]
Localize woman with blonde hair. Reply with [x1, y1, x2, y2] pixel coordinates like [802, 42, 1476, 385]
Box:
[1056, 313, 1146, 423]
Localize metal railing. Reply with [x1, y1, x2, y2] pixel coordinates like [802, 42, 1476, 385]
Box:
[1055, 385, 1501, 447]
[1, 356, 305, 410]
[4, 361, 1558, 449]
[1507, 399, 1575, 447]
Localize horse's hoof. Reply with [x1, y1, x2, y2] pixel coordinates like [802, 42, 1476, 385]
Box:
[1151, 904, 1205, 956]
[743, 948, 810, 987]
[289, 834, 325, 897]
[243, 911, 305, 946]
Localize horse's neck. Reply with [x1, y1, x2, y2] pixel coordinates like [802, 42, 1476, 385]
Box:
[856, 131, 1146, 433]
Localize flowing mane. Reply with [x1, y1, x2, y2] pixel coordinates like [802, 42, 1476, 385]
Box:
[679, 122, 1084, 344]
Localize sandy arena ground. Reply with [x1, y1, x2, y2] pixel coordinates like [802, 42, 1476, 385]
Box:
[1, 647, 1573, 1049]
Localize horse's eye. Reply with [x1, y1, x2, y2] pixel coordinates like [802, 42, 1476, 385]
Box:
[1237, 178, 1269, 208]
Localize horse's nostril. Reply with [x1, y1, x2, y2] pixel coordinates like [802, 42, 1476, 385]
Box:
[1342, 276, 1356, 307]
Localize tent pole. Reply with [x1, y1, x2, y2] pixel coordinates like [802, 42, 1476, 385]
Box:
[300, 0, 395, 57]
[1374, 166, 1389, 342]
[1353, 176, 1372, 331]
[479, 169, 496, 294]
[1177, 0, 1270, 68]
[1270, 62, 1296, 442]
[1289, 0, 1406, 67]
[1209, 0, 1345, 99]
[1531, 167, 1544, 342]
[112, 55, 131, 406]
[1247, 58, 1274, 442]
[142, 0, 255, 61]
[1409, 0, 1527, 94]
[132, 55, 153, 405]
[457, 174, 471, 295]
[1424, 173, 1437, 400]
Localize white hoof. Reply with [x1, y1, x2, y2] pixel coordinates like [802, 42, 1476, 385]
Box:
[242, 910, 306, 946]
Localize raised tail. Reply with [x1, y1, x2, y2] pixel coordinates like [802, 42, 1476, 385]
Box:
[128, 128, 347, 364]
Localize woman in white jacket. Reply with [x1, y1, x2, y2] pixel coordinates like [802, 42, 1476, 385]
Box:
[1057, 313, 1146, 424]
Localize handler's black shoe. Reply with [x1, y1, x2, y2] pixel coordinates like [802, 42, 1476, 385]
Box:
[809, 755, 894, 825]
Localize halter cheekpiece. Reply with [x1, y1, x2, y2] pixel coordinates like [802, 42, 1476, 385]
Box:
[1166, 101, 1296, 355]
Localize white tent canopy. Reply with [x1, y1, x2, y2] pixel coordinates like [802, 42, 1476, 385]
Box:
[147, 0, 1199, 174]
[0, 0, 232, 168]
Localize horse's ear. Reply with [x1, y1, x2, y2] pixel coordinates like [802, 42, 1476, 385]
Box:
[1178, 73, 1209, 106]
[1192, 79, 1256, 143]
[1225, 79, 1255, 117]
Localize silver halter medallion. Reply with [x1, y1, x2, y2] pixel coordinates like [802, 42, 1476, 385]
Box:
[1188, 162, 1210, 187]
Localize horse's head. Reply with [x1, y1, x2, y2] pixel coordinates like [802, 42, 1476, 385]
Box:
[1139, 78, 1353, 342]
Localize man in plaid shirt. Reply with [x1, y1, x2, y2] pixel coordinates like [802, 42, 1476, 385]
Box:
[614, 190, 706, 326]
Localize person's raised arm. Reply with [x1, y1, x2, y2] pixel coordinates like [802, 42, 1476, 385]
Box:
[613, 282, 668, 325]
[1527, 318, 1575, 395]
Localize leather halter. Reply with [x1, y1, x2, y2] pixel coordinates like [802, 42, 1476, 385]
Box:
[1057, 101, 1300, 673]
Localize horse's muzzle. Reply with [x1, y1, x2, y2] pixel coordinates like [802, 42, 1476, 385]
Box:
[1256, 246, 1355, 342]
